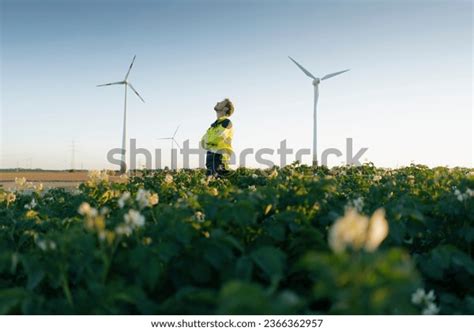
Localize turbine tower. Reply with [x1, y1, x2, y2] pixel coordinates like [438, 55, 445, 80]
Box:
[158, 125, 181, 170]
[97, 55, 145, 173]
[289, 56, 349, 166]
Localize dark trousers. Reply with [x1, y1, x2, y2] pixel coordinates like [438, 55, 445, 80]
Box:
[206, 151, 229, 177]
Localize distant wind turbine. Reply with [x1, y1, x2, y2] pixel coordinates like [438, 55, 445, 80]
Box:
[289, 56, 349, 166]
[158, 125, 181, 170]
[97, 55, 145, 173]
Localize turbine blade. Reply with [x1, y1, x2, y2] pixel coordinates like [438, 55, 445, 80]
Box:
[157, 137, 172, 140]
[127, 83, 145, 103]
[288, 56, 317, 80]
[321, 69, 350, 80]
[124, 55, 136, 80]
[172, 138, 181, 150]
[172, 125, 180, 138]
[97, 81, 124, 87]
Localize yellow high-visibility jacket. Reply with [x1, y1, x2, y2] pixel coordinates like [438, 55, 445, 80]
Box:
[200, 116, 234, 159]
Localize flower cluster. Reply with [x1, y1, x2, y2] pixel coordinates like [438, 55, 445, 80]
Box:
[373, 175, 382, 182]
[14, 177, 43, 192]
[24, 198, 37, 210]
[86, 170, 110, 187]
[117, 189, 159, 210]
[36, 239, 57, 252]
[268, 169, 278, 179]
[15, 177, 27, 187]
[193, 211, 206, 223]
[454, 188, 474, 202]
[328, 208, 389, 253]
[136, 189, 159, 209]
[118, 192, 131, 208]
[164, 174, 174, 184]
[411, 288, 440, 315]
[0, 191, 17, 206]
[78, 202, 115, 244]
[115, 209, 145, 236]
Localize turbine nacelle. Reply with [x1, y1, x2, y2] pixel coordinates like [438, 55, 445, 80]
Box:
[312, 78, 321, 86]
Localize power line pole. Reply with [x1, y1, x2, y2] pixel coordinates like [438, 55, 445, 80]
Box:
[69, 140, 78, 171]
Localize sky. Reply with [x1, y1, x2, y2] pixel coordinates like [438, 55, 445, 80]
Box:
[0, 0, 472, 170]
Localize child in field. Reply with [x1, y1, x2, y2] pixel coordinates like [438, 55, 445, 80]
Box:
[200, 98, 234, 177]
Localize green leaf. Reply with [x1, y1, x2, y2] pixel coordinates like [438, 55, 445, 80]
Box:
[235, 256, 253, 280]
[0, 288, 27, 314]
[250, 246, 286, 284]
[218, 281, 270, 314]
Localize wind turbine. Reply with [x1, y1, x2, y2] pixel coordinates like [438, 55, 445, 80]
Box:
[97, 55, 145, 173]
[288, 56, 349, 166]
[158, 125, 181, 170]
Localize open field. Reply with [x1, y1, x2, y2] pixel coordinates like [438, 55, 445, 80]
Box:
[0, 165, 473, 314]
[0, 171, 90, 182]
[0, 171, 126, 190]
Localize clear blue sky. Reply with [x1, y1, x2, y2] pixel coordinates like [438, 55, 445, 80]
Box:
[1, 0, 472, 169]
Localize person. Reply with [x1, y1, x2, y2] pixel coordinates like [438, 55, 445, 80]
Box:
[200, 98, 234, 177]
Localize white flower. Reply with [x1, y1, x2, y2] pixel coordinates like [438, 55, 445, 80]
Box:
[6, 192, 16, 205]
[348, 197, 364, 212]
[78, 202, 98, 217]
[134, 189, 159, 209]
[194, 211, 205, 223]
[411, 288, 439, 314]
[34, 183, 44, 192]
[328, 208, 388, 253]
[15, 177, 27, 187]
[148, 193, 159, 206]
[100, 207, 110, 215]
[24, 198, 37, 210]
[411, 288, 425, 305]
[425, 290, 435, 302]
[164, 174, 173, 184]
[118, 192, 131, 208]
[422, 302, 440, 315]
[136, 189, 150, 209]
[124, 209, 145, 228]
[373, 175, 382, 182]
[365, 208, 389, 252]
[37, 240, 47, 251]
[36, 239, 57, 251]
[87, 170, 109, 186]
[268, 169, 278, 179]
[453, 187, 473, 202]
[115, 224, 133, 236]
[248, 185, 256, 192]
[78, 202, 91, 215]
[252, 174, 258, 179]
[329, 208, 369, 253]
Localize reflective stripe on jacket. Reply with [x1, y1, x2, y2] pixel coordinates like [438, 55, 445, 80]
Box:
[200, 116, 233, 157]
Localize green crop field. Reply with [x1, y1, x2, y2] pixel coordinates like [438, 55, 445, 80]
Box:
[0, 164, 473, 314]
